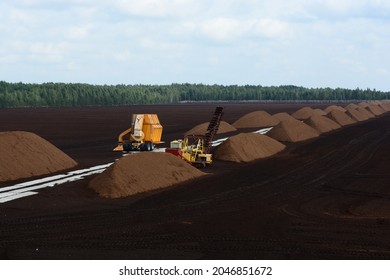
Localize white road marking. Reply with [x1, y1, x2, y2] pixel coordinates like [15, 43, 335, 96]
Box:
[0, 191, 38, 203]
[253, 127, 273, 134]
[0, 163, 113, 193]
[211, 137, 229, 147]
[0, 163, 113, 204]
[211, 127, 273, 147]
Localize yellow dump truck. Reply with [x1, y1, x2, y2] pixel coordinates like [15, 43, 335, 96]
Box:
[113, 114, 163, 152]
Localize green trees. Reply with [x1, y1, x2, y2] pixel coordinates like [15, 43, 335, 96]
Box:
[0, 81, 388, 108]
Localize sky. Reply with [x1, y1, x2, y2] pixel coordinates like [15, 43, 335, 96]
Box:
[1, 0, 390, 91]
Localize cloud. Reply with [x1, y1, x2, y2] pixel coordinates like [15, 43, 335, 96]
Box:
[0, 54, 19, 63]
[305, 0, 390, 19]
[0, 0, 390, 90]
[199, 18, 249, 42]
[197, 17, 293, 43]
[67, 24, 94, 40]
[112, 0, 202, 18]
[28, 42, 70, 63]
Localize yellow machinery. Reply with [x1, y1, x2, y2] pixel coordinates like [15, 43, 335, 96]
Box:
[113, 114, 163, 152]
[165, 107, 223, 168]
[166, 137, 213, 168]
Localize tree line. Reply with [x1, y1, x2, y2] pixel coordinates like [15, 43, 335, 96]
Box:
[0, 81, 389, 108]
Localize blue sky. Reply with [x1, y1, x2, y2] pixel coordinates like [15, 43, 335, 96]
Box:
[1, 0, 390, 91]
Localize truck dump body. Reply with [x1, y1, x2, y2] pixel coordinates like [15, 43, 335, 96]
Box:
[141, 114, 163, 143]
[114, 114, 163, 152]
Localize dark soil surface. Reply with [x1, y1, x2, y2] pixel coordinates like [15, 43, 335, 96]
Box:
[1, 102, 390, 260]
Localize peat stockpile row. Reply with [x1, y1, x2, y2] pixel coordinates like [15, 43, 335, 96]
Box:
[213, 100, 390, 163]
[214, 100, 390, 163]
[272, 101, 390, 138]
[0, 131, 77, 182]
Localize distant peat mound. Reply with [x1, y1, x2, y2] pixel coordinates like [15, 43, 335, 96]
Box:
[358, 102, 370, 108]
[232, 111, 279, 128]
[326, 110, 356, 126]
[185, 121, 237, 136]
[313, 108, 327, 116]
[378, 102, 390, 112]
[0, 131, 77, 182]
[272, 112, 297, 122]
[89, 153, 205, 198]
[344, 103, 359, 111]
[357, 106, 375, 119]
[382, 100, 390, 109]
[267, 119, 319, 142]
[324, 105, 347, 113]
[346, 108, 369, 122]
[213, 133, 285, 163]
[292, 107, 328, 120]
[366, 104, 385, 116]
[304, 115, 341, 134]
[291, 107, 314, 120]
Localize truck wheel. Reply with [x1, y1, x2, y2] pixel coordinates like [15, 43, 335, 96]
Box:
[145, 142, 153, 151]
[123, 143, 131, 152]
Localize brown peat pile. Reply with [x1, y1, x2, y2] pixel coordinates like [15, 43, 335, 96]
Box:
[357, 107, 375, 119]
[185, 121, 237, 135]
[304, 115, 341, 133]
[324, 105, 346, 113]
[213, 133, 286, 163]
[89, 153, 205, 198]
[365, 104, 384, 116]
[291, 107, 315, 120]
[267, 119, 320, 142]
[0, 131, 77, 182]
[326, 110, 356, 126]
[346, 108, 369, 122]
[272, 112, 297, 122]
[232, 111, 279, 128]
